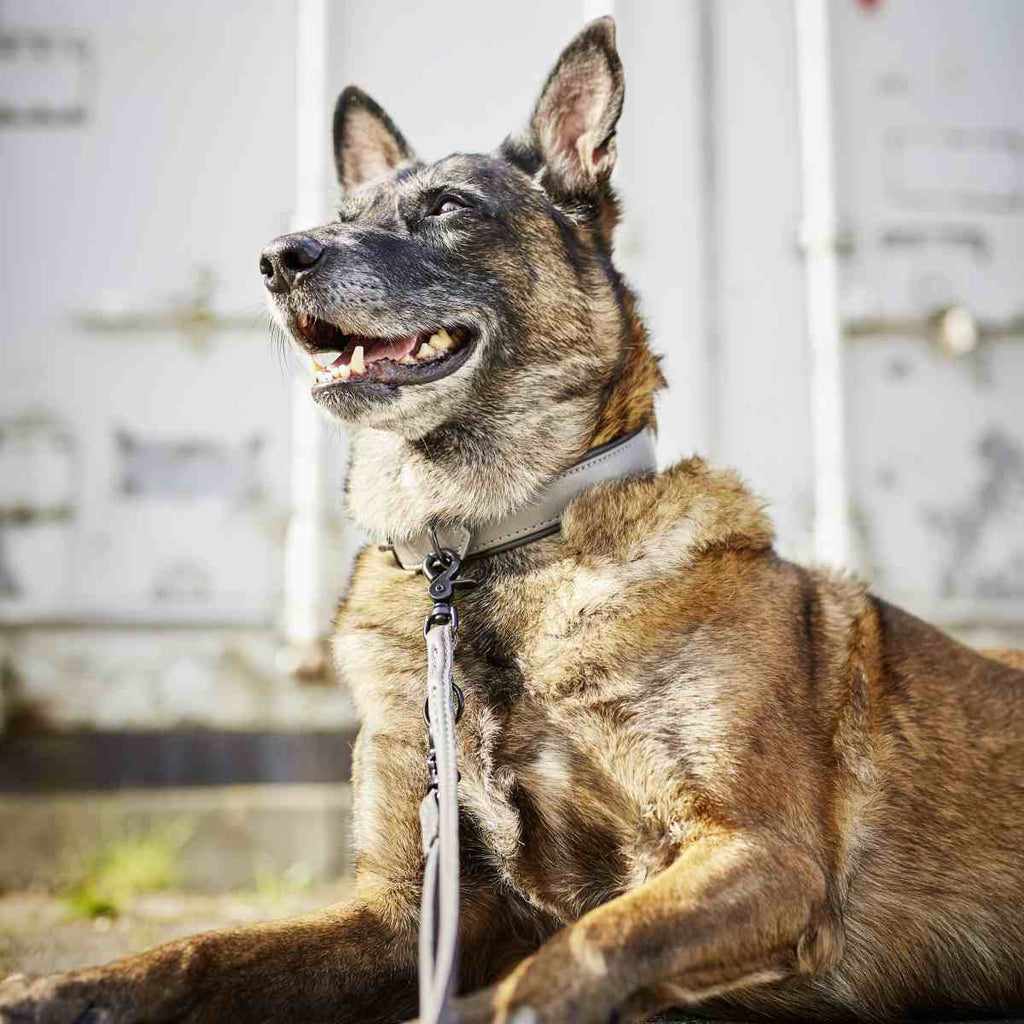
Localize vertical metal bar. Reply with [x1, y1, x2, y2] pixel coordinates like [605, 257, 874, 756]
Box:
[794, 0, 850, 568]
[282, 0, 329, 664]
[698, 0, 721, 461]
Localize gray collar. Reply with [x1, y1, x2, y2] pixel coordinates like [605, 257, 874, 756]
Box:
[386, 428, 658, 571]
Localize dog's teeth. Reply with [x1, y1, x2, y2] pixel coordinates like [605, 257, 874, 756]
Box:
[429, 329, 453, 351]
[299, 314, 310, 329]
[335, 363, 351, 380]
[316, 350, 343, 366]
[399, 355, 417, 366]
[416, 343, 434, 360]
[350, 346, 365, 374]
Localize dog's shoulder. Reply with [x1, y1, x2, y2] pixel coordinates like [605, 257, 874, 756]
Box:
[332, 458, 780, 716]
[559, 455, 775, 568]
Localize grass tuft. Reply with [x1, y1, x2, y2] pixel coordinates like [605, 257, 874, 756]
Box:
[61, 821, 192, 920]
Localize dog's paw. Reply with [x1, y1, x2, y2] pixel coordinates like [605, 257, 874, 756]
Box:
[0, 973, 83, 1024]
[0, 972, 122, 1024]
[400, 987, 540, 1024]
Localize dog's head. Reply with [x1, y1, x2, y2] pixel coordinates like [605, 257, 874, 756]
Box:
[262, 18, 662, 453]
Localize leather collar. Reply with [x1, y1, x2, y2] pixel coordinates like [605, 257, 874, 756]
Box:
[386, 428, 658, 571]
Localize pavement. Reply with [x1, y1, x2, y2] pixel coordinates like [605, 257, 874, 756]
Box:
[0, 881, 353, 977]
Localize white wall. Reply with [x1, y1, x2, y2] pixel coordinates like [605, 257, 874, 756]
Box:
[0, 0, 299, 625]
[1, 0, 1021, 730]
[833, 0, 1024, 626]
[0, 0, 356, 728]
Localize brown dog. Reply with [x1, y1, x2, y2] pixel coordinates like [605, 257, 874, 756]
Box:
[3, 17, 1023, 1024]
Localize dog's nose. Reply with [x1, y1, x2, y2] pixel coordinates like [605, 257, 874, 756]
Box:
[259, 235, 324, 293]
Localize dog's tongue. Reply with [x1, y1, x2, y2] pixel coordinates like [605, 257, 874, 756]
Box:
[356, 333, 419, 364]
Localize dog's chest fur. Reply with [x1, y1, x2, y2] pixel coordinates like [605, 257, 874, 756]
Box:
[333, 459, 782, 922]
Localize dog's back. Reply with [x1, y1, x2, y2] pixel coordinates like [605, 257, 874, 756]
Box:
[721, 592, 1024, 1021]
[843, 605, 1024, 1017]
[986, 648, 1024, 671]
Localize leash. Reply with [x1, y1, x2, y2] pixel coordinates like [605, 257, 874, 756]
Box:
[410, 431, 658, 1021]
[418, 533, 475, 1024]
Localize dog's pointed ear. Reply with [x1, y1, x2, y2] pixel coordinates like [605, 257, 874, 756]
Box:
[529, 17, 624, 195]
[333, 86, 417, 191]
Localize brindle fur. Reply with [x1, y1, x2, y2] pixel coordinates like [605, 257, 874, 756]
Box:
[3, 17, 1023, 1024]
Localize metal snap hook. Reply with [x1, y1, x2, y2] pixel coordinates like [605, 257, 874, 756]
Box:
[428, 521, 447, 563]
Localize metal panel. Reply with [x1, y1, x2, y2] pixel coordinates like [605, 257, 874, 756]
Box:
[706, 0, 815, 562]
[832, 0, 1024, 628]
[0, 0, 300, 626]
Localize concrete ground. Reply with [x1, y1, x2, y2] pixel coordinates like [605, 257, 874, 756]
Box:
[0, 784, 353, 894]
[0, 881, 353, 977]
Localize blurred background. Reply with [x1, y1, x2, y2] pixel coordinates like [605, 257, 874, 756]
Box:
[0, 0, 1022, 971]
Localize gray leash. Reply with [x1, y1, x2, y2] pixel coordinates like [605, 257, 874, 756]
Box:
[418, 542, 475, 1024]
[403, 435, 657, 1021]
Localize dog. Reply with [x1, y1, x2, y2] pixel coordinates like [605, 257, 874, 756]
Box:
[3, 16, 1024, 1024]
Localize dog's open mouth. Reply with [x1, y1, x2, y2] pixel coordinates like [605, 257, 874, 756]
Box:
[295, 315, 474, 389]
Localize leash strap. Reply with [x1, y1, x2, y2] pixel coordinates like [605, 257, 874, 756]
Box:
[408, 434, 659, 1019]
[418, 546, 473, 1024]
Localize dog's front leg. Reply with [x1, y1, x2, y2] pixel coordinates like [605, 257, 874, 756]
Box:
[442, 833, 835, 1024]
[0, 892, 421, 1024]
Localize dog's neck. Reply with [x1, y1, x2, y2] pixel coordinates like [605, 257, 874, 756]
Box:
[590, 289, 665, 447]
[345, 321, 663, 545]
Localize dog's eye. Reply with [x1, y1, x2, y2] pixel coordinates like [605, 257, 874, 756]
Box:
[429, 196, 467, 217]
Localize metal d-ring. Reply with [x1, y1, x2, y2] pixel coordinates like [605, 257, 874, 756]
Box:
[422, 682, 465, 726]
